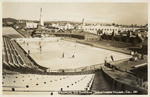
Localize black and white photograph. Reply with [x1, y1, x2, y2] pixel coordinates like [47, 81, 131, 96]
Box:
[1, 0, 148, 95]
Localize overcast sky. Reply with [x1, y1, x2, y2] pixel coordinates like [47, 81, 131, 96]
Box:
[3, 2, 148, 25]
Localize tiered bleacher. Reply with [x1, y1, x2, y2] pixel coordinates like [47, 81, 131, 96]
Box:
[3, 74, 95, 93]
[2, 36, 44, 73]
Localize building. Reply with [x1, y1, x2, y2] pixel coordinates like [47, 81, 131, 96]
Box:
[26, 22, 38, 29]
[52, 22, 74, 30]
[15, 22, 38, 29]
[80, 19, 140, 35]
[83, 24, 119, 35]
[52, 23, 59, 28]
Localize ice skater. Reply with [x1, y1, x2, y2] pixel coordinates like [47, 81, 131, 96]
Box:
[104, 57, 107, 66]
[28, 50, 30, 55]
[40, 45, 42, 54]
[111, 55, 114, 61]
[62, 52, 64, 58]
[72, 55, 75, 58]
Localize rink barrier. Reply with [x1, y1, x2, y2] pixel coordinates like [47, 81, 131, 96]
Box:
[45, 63, 103, 75]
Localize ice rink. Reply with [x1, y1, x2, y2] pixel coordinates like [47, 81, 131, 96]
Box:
[17, 37, 131, 70]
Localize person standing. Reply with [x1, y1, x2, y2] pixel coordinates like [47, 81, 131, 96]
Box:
[104, 57, 108, 66]
[40, 45, 42, 54]
[111, 55, 114, 61]
[72, 55, 75, 58]
[28, 50, 30, 55]
[62, 52, 64, 58]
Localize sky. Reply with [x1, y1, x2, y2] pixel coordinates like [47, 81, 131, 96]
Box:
[2, 2, 148, 25]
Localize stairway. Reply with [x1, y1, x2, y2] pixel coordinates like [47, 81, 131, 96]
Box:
[91, 70, 111, 91]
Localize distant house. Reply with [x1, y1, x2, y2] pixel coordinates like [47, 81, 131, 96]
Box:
[52, 22, 74, 30]
[52, 23, 59, 28]
[133, 30, 148, 38]
[26, 22, 38, 29]
[64, 22, 74, 30]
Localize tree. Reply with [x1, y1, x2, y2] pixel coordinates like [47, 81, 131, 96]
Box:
[127, 30, 131, 39]
[112, 23, 115, 26]
[97, 29, 102, 35]
[126, 30, 131, 43]
[31, 30, 36, 37]
[111, 30, 115, 41]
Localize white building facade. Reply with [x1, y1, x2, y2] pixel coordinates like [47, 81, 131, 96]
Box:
[81, 24, 140, 35]
[26, 22, 38, 28]
[52, 22, 74, 30]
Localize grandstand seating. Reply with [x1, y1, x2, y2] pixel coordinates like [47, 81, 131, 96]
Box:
[2, 36, 44, 72]
[3, 74, 95, 92]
